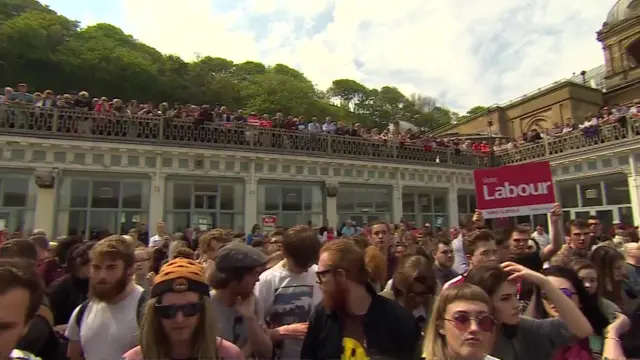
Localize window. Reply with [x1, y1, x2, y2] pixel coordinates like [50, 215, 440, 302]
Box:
[3, 177, 29, 207]
[559, 183, 579, 208]
[628, 38, 640, 66]
[457, 193, 476, 224]
[457, 194, 469, 214]
[580, 182, 603, 207]
[337, 186, 391, 223]
[604, 179, 630, 205]
[258, 182, 324, 229]
[0, 175, 36, 232]
[56, 177, 150, 237]
[402, 191, 449, 227]
[165, 180, 244, 232]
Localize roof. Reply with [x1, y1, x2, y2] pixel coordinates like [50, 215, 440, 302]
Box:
[569, 65, 607, 91]
[606, 0, 640, 24]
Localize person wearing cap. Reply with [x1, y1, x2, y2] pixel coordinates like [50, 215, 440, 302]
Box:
[122, 258, 242, 359]
[210, 242, 273, 358]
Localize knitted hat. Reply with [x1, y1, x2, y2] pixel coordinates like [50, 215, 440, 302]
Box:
[150, 258, 210, 299]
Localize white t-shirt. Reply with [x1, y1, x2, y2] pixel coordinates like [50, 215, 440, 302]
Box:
[65, 285, 144, 360]
[148, 234, 163, 247]
[254, 260, 322, 360]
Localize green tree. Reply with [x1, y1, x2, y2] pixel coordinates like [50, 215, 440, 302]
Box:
[0, 0, 460, 128]
[466, 105, 488, 115]
[328, 79, 368, 110]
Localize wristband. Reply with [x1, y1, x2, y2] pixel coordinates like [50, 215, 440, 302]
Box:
[605, 336, 621, 343]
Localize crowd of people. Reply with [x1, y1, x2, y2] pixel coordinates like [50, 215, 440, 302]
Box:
[1, 205, 640, 360]
[493, 101, 640, 154]
[3, 82, 637, 159]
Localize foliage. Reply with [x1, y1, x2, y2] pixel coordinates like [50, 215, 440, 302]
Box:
[0, 0, 457, 129]
[466, 105, 489, 115]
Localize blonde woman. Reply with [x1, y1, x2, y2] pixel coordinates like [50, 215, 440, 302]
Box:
[122, 258, 242, 359]
[423, 283, 499, 360]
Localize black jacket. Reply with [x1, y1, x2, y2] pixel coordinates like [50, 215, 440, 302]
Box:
[300, 285, 421, 360]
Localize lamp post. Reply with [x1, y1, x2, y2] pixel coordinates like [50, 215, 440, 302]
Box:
[487, 117, 495, 167]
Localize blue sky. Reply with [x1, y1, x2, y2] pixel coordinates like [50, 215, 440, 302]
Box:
[40, 0, 615, 112]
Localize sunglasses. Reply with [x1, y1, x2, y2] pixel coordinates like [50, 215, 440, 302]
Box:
[444, 313, 496, 333]
[155, 302, 203, 319]
[542, 287, 575, 301]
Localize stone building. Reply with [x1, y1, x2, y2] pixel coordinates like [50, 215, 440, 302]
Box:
[434, 0, 639, 139]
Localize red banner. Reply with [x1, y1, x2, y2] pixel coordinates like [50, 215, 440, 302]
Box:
[473, 161, 555, 219]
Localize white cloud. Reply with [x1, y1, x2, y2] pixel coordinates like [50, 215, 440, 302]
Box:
[115, 0, 613, 112]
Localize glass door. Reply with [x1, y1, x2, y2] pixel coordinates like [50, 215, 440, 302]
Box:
[595, 210, 614, 234]
[193, 213, 215, 231]
[570, 208, 621, 235]
[572, 211, 592, 220]
[342, 214, 388, 228]
[193, 193, 217, 230]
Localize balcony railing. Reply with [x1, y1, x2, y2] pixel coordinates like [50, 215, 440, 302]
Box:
[0, 105, 483, 167]
[495, 115, 640, 165]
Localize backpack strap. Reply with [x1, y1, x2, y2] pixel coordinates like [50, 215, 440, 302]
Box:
[37, 304, 54, 327]
[136, 289, 148, 325]
[75, 300, 90, 332]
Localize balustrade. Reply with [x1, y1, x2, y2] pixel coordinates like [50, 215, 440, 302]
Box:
[495, 116, 640, 165]
[1, 104, 637, 167]
[0, 105, 482, 167]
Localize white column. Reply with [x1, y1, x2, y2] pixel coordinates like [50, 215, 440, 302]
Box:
[33, 187, 56, 236]
[244, 161, 258, 233]
[326, 182, 338, 228]
[392, 173, 403, 223]
[628, 155, 640, 225]
[448, 183, 459, 228]
[148, 173, 166, 232]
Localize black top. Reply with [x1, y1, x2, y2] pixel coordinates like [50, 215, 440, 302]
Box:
[15, 299, 60, 360]
[48, 275, 89, 325]
[300, 284, 421, 360]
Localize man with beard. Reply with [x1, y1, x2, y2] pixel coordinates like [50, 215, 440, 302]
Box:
[209, 242, 273, 358]
[301, 239, 420, 360]
[255, 225, 322, 360]
[65, 236, 146, 360]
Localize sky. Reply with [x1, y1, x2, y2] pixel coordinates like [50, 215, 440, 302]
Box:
[40, 0, 615, 112]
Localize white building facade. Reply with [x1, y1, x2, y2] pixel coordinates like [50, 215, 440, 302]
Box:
[1, 106, 640, 236]
[0, 137, 478, 236]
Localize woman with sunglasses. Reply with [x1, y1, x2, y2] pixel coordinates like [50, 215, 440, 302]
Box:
[526, 265, 630, 359]
[422, 283, 499, 360]
[122, 258, 242, 360]
[465, 262, 593, 360]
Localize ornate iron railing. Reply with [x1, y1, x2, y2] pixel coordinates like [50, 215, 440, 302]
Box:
[0, 105, 484, 167]
[495, 115, 640, 165]
[1, 105, 637, 167]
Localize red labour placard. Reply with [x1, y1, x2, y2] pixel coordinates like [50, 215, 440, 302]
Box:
[473, 161, 556, 219]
